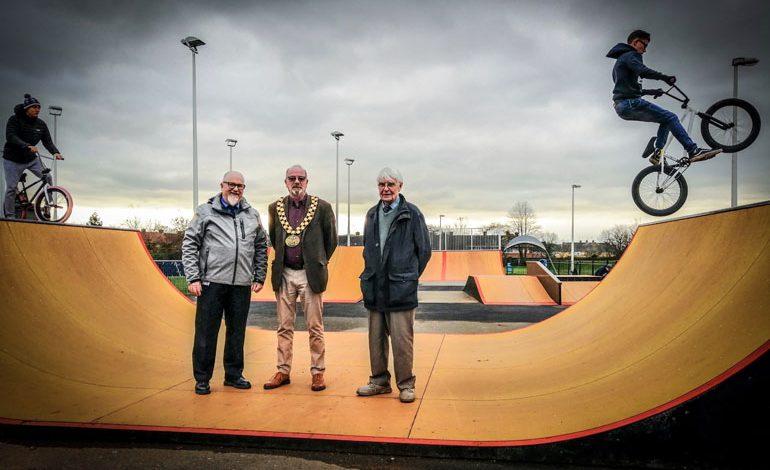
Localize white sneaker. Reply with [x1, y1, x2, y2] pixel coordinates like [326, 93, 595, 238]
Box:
[356, 383, 392, 396]
[399, 388, 415, 403]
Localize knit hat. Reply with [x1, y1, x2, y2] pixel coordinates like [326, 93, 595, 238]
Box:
[23, 94, 41, 109]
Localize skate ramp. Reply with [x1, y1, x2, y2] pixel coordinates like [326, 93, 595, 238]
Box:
[1, 202, 769, 446]
[251, 246, 363, 303]
[463, 275, 556, 305]
[420, 250, 503, 282]
[561, 280, 599, 305]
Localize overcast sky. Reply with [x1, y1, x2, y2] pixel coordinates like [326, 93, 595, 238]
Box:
[2, 0, 768, 241]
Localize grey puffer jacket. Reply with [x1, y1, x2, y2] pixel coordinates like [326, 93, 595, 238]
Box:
[182, 194, 268, 286]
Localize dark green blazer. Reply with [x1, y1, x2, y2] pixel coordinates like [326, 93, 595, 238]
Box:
[268, 195, 337, 293]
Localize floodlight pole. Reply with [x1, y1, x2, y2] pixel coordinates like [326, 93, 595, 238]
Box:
[344, 158, 355, 246]
[730, 57, 759, 207]
[181, 36, 205, 211]
[331, 131, 344, 224]
[570, 184, 581, 275]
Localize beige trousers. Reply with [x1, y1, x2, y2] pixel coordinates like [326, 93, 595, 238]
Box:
[275, 267, 325, 375]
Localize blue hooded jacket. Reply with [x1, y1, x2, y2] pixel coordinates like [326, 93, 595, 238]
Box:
[606, 43, 666, 101]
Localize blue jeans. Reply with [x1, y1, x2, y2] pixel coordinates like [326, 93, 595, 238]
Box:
[614, 98, 697, 154]
[3, 158, 49, 218]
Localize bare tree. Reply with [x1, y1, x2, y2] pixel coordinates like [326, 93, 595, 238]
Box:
[541, 231, 559, 255]
[508, 201, 541, 260]
[170, 216, 191, 233]
[121, 216, 143, 230]
[601, 224, 638, 258]
[508, 201, 541, 237]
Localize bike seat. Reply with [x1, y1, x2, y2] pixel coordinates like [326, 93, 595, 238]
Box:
[19, 174, 27, 183]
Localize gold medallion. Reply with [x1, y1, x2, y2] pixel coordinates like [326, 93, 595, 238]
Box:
[285, 234, 301, 247]
[276, 196, 319, 248]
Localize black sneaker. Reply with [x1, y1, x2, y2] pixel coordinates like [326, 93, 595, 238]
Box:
[641, 136, 656, 159]
[688, 148, 722, 163]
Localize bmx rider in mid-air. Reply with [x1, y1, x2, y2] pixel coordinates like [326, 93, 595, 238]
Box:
[606, 29, 721, 165]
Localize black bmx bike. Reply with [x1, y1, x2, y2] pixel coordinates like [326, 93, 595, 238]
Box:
[631, 84, 761, 216]
[14, 153, 73, 223]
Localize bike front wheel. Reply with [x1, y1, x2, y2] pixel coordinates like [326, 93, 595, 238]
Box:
[33, 186, 73, 223]
[632, 165, 689, 217]
[700, 98, 761, 153]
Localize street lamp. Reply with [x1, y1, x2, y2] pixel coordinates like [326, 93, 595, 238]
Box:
[570, 184, 581, 275]
[181, 35, 205, 211]
[344, 158, 355, 246]
[48, 106, 62, 187]
[730, 57, 759, 207]
[225, 138, 238, 171]
[331, 131, 344, 224]
[439, 214, 445, 250]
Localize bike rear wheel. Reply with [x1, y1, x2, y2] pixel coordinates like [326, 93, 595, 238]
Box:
[632, 165, 688, 217]
[33, 186, 73, 223]
[700, 98, 761, 153]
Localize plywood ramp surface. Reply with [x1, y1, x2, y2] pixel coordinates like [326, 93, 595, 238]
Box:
[561, 281, 599, 305]
[251, 246, 364, 303]
[468, 275, 556, 305]
[420, 251, 503, 282]
[1, 203, 769, 446]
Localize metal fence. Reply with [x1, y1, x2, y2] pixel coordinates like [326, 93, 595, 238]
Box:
[155, 260, 185, 277]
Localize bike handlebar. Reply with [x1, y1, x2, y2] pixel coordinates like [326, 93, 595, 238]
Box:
[36, 153, 64, 161]
[653, 84, 690, 108]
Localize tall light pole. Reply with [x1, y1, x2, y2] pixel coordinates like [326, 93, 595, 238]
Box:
[344, 158, 355, 246]
[48, 106, 62, 187]
[570, 184, 581, 275]
[225, 138, 237, 171]
[439, 214, 445, 250]
[730, 57, 759, 207]
[181, 36, 205, 211]
[331, 131, 344, 223]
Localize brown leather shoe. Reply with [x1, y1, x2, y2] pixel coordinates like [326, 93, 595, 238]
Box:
[311, 373, 326, 392]
[263, 371, 290, 390]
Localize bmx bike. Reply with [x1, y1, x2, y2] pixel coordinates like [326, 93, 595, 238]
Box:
[631, 84, 761, 216]
[14, 153, 73, 223]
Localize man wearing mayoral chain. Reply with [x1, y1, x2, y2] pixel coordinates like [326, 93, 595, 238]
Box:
[264, 165, 337, 392]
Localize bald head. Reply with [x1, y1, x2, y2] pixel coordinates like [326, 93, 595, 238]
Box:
[220, 171, 246, 206]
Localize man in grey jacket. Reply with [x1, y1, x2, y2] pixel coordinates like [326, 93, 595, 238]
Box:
[356, 167, 431, 403]
[182, 171, 268, 395]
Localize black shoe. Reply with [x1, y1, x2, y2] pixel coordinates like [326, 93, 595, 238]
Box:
[224, 376, 252, 389]
[641, 136, 656, 159]
[195, 381, 210, 395]
[688, 147, 722, 163]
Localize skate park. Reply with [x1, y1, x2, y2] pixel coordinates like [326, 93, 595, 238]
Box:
[1, 201, 769, 468]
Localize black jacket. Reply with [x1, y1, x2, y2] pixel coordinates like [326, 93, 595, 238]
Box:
[3, 104, 60, 163]
[606, 43, 666, 101]
[360, 195, 431, 312]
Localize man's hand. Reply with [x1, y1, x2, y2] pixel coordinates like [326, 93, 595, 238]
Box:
[188, 281, 202, 296]
[29, 145, 39, 154]
[663, 75, 677, 86]
[54, 153, 64, 160]
[252, 282, 264, 293]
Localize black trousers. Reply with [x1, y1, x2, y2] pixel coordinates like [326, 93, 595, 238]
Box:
[192, 282, 251, 382]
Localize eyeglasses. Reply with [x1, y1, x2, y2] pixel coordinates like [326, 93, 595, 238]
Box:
[637, 39, 649, 49]
[286, 176, 307, 182]
[223, 181, 245, 190]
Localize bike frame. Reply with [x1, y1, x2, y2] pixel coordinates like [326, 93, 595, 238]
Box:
[652, 85, 719, 190]
[16, 155, 58, 218]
